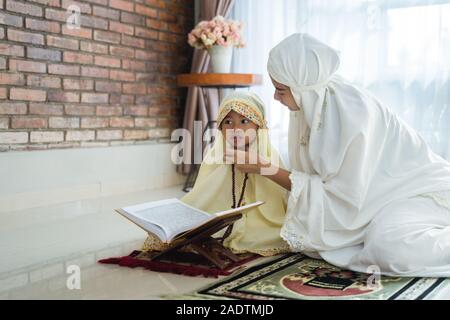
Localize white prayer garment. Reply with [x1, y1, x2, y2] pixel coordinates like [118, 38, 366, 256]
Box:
[267, 33, 450, 277]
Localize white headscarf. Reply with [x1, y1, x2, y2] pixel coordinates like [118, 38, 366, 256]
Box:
[266, 33, 450, 253]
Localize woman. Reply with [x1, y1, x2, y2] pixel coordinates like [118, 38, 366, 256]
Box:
[143, 91, 290, 257]
[227, 33, 450, 277]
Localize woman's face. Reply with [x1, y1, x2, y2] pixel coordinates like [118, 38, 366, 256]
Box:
[270, 76, 300, 111]
[220, 110, 259, 150]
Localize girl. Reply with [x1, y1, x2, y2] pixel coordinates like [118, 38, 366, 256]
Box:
[142, 91, 290, 256]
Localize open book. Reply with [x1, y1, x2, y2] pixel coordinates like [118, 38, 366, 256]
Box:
[115, 198, 264, 244]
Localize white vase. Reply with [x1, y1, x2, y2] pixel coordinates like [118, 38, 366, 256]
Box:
[208, 45, 232, 73]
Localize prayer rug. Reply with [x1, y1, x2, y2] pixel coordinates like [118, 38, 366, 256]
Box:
[98, 250, 259, 278]
[163, 253, 450, 300]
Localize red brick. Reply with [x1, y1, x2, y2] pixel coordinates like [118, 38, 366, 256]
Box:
[95, 80, 121, 92]
[9, 59, 46, 73]
[135, 4, 157, 18]
[158, 11, 177, 23]
[27, 75, 61, 88]
[135, 27, 158, 39]
[66, 130, 95, 141]
[49, 116, 79, 128]
[135, 49, 157, 61]
[110, 69, 134, 82]
[29, 0, 61, 6]
[6, 0, 43, 17]
[65, 104, 95, 116]
[0, 88, 6, 99]
[110, 0, 134, 12]
[0, 131, 28, 143]
[96, 129, 122, 140]
[110, 117, 133, 128]
[123, 83, 146, 95]
[47, 35, 79, 50]
[148, 128, 170, 139]
[124, 105, 147, 116]
[96, 106, 121, 116]
[109, 21, 134, 35]
[62, 0, 92, 14]
[81, 66, 109, 78]
[63, 51, 93, 64]
[109, 45, 134, 57]
[10, 88, 46, 101]
[48, 90, 79, 102]
[121, 12, 144, 26]
[0, 12, 23, 27]
[0, 102, 27, 114]
[0, 72, 25, 85]
[29, 103, 63, 115]
[94, 30, 120, 44]
[0, 117, 9, 129]
[135, 117, 156, 127]
[94, 56, 120, 68]
[81, 92, 108, 103]
[80, 41, 107, 54]
[27, 47, 61, 61]
[122, 35, 145, 48]
[30, 131, 63, 142]
[146, 18, 165, 30]
[122, 59, 145, 71]
[26, 18, 60, 33]
[7, 29, 44, 45]
[45, 8, 67, 22]
[49, 64, 80, 76]
[11, 116, 47, 129]
[110, 94, 133, 104]
[81, 117, 108, 128]
[124, 129, 148, 140]
[62, 25, 92, 39]
[80, 15, 108, 30]
[93, 5, 119, 20]
[63, 78, 93, 90]
[0, 43, 24, 57]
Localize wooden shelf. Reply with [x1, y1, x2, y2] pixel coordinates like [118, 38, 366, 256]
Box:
[177, 73, 263, 88]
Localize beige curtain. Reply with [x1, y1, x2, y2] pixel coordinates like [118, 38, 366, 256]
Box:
[177, 0, 235, 175]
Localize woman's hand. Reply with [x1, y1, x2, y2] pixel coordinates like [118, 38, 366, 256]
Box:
[224, 147, 292, 191]
[224, 148, 270, 175]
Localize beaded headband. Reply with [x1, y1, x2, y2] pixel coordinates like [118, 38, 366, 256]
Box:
[217, 98, 268, 129]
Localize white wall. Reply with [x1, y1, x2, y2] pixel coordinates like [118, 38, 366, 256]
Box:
[0, 143, 185, 213]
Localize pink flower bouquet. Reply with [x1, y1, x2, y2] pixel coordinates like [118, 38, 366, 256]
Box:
[187, 15, 245, 50]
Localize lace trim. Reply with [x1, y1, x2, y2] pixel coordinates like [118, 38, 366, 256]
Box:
[280, 216, 306, 252]
[418, 190, 450, 212]
[289, 170, 307, 201]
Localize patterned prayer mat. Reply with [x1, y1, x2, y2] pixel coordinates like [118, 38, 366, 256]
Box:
[163, 254, 450, 300]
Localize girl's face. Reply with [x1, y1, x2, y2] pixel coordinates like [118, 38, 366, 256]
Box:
[270, 76, 300, 111]
[220, 110, 259, 150]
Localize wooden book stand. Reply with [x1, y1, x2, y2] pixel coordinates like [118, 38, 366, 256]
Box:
[150, 214, 245, 270]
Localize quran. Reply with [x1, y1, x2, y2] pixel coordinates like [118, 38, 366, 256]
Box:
[115, 198, 264, 244]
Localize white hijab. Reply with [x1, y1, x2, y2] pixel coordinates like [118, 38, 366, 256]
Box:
[267, 33, 450, 253]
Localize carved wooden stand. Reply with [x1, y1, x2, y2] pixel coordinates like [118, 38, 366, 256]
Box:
[150, 214, 243, 270]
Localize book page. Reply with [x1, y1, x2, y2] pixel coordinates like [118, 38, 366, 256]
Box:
[132, 201, 210, 239]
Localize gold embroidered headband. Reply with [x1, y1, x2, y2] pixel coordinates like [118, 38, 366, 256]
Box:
[217, 98, 268, 129]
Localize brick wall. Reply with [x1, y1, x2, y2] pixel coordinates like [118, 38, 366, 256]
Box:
[0, 0, 194, 151]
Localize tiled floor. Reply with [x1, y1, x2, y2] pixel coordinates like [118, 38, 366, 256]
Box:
[1, 185, 449, 300]
[0, 185, 276, 299]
